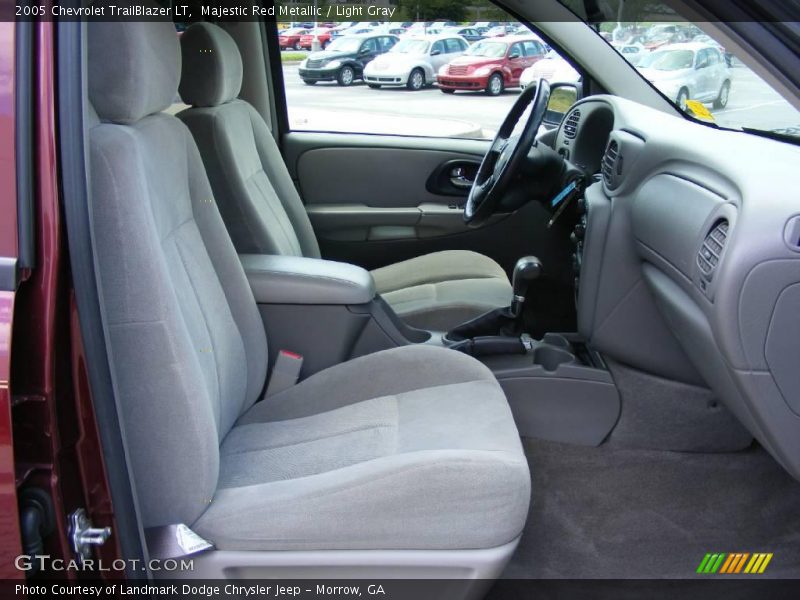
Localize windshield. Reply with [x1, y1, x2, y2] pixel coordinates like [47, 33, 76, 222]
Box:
[639, 49, 694, 71]
[466, 41, 508, 58]
[326, 37, 362, 53]
[557, 0, 800, 141]
[391, 39, 430, 54]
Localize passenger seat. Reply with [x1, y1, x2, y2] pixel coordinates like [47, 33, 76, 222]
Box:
[86, 13, 530, 580]
[176, 22, 513, 331]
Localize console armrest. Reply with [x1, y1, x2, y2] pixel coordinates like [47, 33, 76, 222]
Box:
[240, 254, 376, 305]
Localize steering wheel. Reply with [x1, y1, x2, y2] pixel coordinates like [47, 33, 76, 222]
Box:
[465, 79, 551, 226]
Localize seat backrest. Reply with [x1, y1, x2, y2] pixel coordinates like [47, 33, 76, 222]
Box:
[87, 16, 268, 528]
[178, 23, 321, 259]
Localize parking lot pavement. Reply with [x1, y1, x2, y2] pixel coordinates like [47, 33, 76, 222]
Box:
[713, 66, 800, 133]
[282, 63, 799, 140]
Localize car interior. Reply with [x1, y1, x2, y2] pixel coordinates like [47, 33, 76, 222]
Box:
[57, 0, 800, 594]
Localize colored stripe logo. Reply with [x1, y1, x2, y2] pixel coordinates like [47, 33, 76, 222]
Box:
[697, 552, 773, 574]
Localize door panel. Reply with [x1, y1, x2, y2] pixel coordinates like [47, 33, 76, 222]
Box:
[296, 146, 483, 207]
[282, 132, 575, 284]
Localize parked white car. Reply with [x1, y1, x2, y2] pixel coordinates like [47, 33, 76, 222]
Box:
[637, 42, 732, 110]
[520, 50, 580, 88]
[364, 35, 469, 90]
[611, 42, 647, 66]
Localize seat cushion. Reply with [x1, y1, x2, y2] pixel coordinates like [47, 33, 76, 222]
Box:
[192, 345, 530, 551]
[371, 250, 512, 330]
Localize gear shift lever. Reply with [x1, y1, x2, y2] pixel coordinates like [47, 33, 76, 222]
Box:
[511, 256, 542, 318]
[446, 256, 543, 345]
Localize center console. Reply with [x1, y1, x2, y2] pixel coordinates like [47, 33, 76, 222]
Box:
[243, 241, 621, 447]
[241, 254, 437, 378]
[478, 333, 620, 446]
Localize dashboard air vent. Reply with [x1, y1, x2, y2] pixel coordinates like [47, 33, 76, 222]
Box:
[697, 220, 729, 280]
[563, 110, 581, 139]
[602, 139, 619, 186]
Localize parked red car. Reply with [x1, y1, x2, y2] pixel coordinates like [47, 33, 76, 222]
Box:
[298, 27, 334, 50]
[279, 27, 310, 51]
[438, 36, 547, 95]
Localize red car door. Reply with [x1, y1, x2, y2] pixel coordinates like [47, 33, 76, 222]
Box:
[506, 41, 528, 85]
[0, 19, 22, 579]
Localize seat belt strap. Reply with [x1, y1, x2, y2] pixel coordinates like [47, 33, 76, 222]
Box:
[266, 350, 304, 397]
[144, 524, 214, 560]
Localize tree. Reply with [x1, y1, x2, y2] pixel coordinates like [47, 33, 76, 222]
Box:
[397, 0, 468, 22]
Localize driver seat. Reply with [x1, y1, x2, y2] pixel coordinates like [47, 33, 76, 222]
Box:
[177, 23, 512, 331]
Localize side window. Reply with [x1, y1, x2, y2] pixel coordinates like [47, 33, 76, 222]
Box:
[696, 49, 710, 68]
[707, 49, 720, 65]
[380, 37, 396, 52]
[361, 38, 378, 54]
[509, 43, 523, 58]
[445, 38, 462, 54]
[282, 4, 554, 140]
[522, 41, 541, 57]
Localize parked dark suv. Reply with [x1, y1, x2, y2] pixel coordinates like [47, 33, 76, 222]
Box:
[299, 34, 399, 86]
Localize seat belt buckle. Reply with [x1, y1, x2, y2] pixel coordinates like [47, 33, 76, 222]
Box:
[266, 350, 304, 397]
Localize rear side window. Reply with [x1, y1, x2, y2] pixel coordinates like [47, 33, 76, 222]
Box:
[379, 37, 396, 52]
[523, 40, 544, 57]
[445, 38, 464, 54]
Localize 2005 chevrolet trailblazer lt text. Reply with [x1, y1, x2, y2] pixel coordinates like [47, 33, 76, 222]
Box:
[2, 0, 800, 599]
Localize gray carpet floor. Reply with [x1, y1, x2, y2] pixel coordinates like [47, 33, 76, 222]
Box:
[502, 438, 800, 579]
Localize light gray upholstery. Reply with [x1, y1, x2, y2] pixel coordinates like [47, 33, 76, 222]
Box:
[177, 24, 320, 259]
[179, 21, 243, 108]
[88, 19, 179, 125]
[87, 15, 529, 552]
[197, 346, 530, 550]
[177, 23, 512, 331]
[372, 250, 513, 330]
[240, 254, 376, 305]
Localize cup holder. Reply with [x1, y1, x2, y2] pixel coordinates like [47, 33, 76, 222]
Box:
[533, 346, 576, 372]
[541, 333, 573, 351]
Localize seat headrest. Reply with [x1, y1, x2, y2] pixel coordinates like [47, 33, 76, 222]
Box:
[179, 23, 243, 108]
[88, 13, 180, 125]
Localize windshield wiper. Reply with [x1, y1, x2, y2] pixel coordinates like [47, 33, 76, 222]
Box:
[741, 127, 800, 146]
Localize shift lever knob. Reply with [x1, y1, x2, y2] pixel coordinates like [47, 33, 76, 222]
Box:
[511, 256, 542, 318]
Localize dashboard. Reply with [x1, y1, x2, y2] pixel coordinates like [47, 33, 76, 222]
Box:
[555, 95, 800, 480]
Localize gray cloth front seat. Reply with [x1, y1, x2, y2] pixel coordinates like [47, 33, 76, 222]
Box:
[87, 16, 529, 561]
[176, 23, 512, 331]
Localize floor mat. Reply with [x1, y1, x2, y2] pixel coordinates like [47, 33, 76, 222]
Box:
[502, 438, 800, 579]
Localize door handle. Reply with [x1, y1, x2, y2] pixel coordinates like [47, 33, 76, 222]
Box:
[449, 167, 474, 189]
